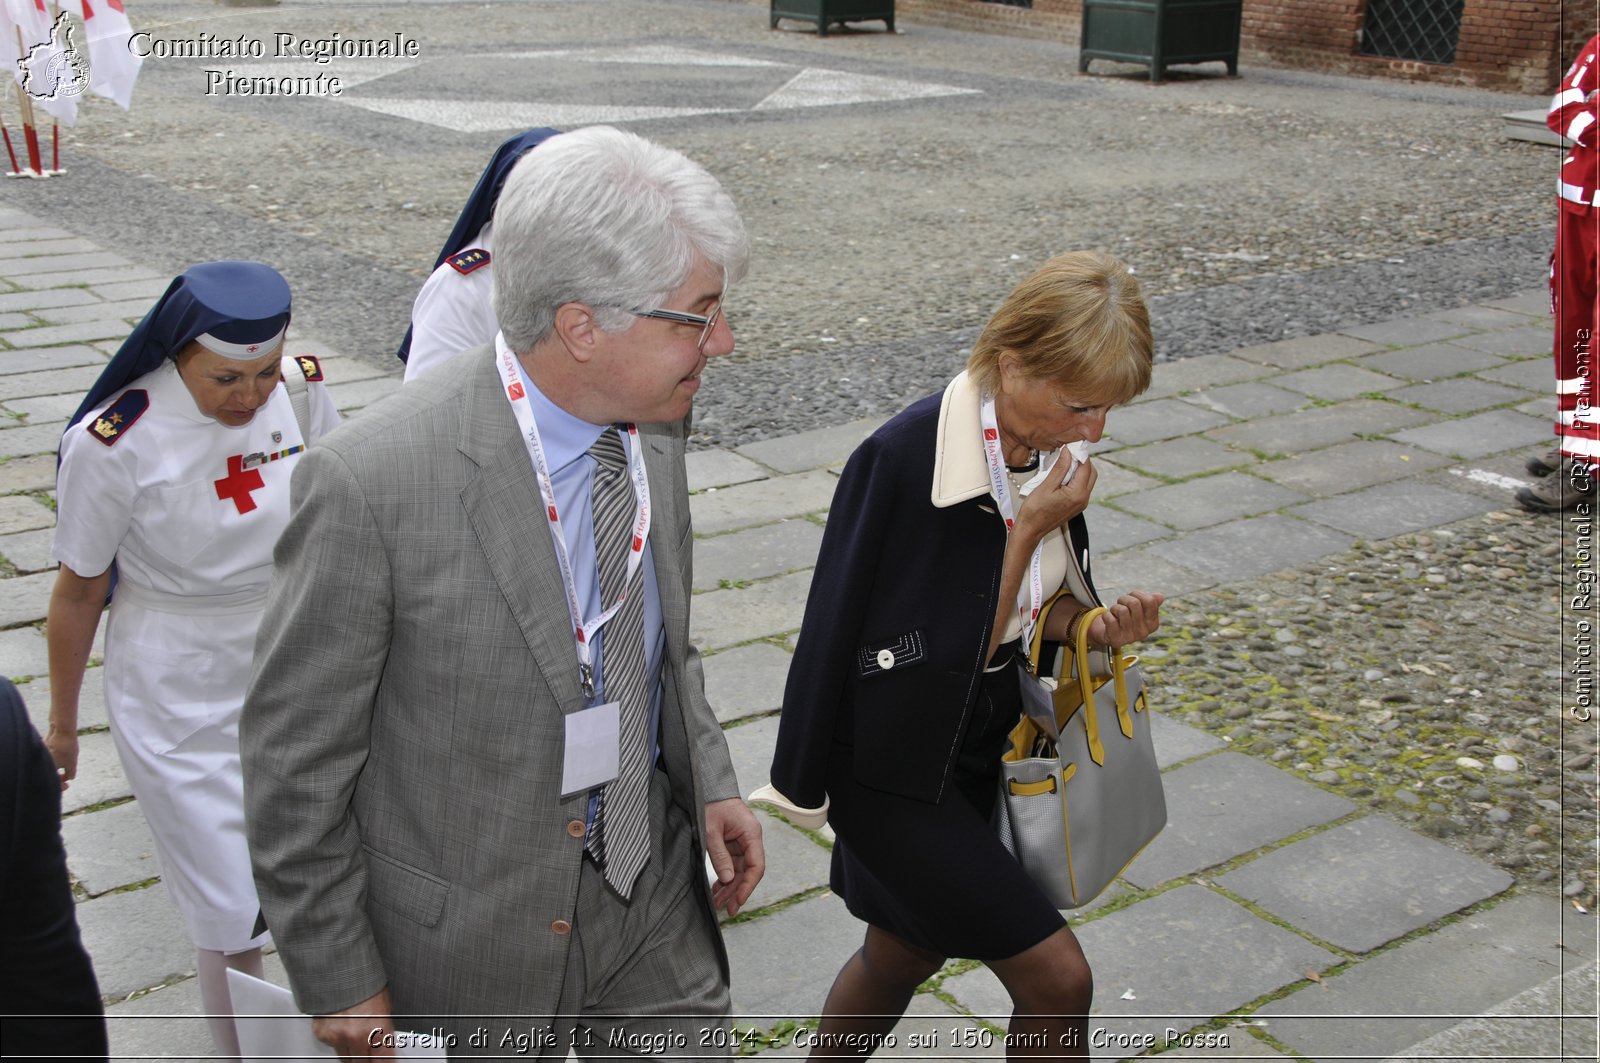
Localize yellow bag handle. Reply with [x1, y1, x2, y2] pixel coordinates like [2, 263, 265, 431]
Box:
[1028, 593, 1143, 764]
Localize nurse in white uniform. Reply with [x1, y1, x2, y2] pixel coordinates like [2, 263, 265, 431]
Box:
[399, 126, 558, 382]
[45, 261, 340, 1061]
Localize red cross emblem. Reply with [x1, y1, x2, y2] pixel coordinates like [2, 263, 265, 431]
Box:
[215, 454, 265, 514]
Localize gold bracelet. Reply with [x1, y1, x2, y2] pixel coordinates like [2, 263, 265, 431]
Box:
[1065, 609, 1089, 647]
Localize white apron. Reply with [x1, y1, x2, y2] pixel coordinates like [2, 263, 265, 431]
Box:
[55, 358, 339, 951]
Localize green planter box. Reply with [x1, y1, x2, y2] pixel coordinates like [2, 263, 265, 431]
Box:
[1079, 0, 1242, 81]
[771, 0, 895, 37]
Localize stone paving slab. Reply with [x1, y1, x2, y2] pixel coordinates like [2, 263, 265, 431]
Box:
[0, 286, 101, 314]
[1122, 752, 1357, 889]
[0, 492, 53, 534]
[61, 797, 161, 897]
[1251, 439, 1454, 497]
[1257, 895, 1592, 1062]
[690, 570, 812, 651]
[60, 731, 132, 815]
[88, 278, 172, 303]
[689, 469, 838, 535]
[1116, 472, 1311, 532]
[1383, 964, 1597, 1063]
[105, 957, 283, 1062]
[12, 267, 167, 292]
[75, 881, 195, 1001]
[0, 623, 49, 679]
[0, 251, 132, 276]
[0, 419, 68, 459]
[324, 376, 403, 412]
[1451, 323, 1556, 358]
[1083, 504, 1169, 553]
[940, 886, 1340, 1061]
[1385, 375, 1531, 413]
[686, 448, 770, 492]
[1293, 482, 1497, 541]
[1086, 457, 1164, 499]
[737, 811, 829, 915]
[1389, 407, 1551, 460]
[1473, 355, 1554, 391]
[1338, 318, 1471, 347]
[1227, 333, 1385, 371]
[1109, 437, 1249, 479]
[725, 890, 858, 1027]
[0, 343, 107, 377]
[31, 297, 156, 327]
[1145, 515, 1357, 584]
[1141, 354, 1267, 400]
[1216, 815, 1514, 953]
[4, 389, 86, 422]
[1355, 341, 1509, 381]
[734, 418, 882, 474]
[721, 714, 779, 799]
[1270, 363, 1406, 401]
[1149, 710, 1228, 769]
[20, 667, 109, 735]
[691, 518, 823, 592]
[1203, 399, 1435, 457]
[1177, 381, 1311, 420]
[1423, 304, 1540, 331]
[0, 362, 104, 402]
[703, 642, 792, 724]
[0, 568, 52, 626]
[1104, 399, 1232, 446]
[0, 526, 55, 572]
[1480, 292, 1549, 317]
[1091, 545, 1216, 603]
[0, 318, 134, 348]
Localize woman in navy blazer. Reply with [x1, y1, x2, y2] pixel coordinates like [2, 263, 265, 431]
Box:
[767, 252, 1164, 1057]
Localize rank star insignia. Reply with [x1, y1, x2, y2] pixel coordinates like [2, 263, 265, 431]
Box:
[87, 390, 149, 447]
[447, 247, 492, 275]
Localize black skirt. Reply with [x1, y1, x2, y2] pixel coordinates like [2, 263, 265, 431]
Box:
[824, 650, 1067, 960]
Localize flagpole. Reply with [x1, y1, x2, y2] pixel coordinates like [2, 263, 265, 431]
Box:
[0, 99, 21, 176]
[11, 27, 42, 175]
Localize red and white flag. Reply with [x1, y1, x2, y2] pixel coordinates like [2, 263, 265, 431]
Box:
[2, 0, 80, 126]
[58, 0, 139, 109]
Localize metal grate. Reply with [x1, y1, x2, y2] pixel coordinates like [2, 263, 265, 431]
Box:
[1360, 0, 1465, 65]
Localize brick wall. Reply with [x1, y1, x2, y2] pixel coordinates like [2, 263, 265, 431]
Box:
[886, 0, 1599, 94]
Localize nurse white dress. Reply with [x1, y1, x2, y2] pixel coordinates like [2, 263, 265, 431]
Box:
[53, 356, 340, 952]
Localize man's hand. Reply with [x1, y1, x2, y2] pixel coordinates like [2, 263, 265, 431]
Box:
[312, 987, 397, 1061]
[43, 727, 78, 793]
[703, 797, 765, 917]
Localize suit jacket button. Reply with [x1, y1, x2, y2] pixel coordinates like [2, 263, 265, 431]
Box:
[551, 919, 572, 935]
[877, 648, 895, 670]
[566, 819, 586, 838]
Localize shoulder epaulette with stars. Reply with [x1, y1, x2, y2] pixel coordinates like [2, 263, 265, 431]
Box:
[447, 248, 491, 275]
[87, 389, 149, 447]
[293, 354, 324, 382]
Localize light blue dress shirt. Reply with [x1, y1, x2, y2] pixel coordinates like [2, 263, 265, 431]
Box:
[513, 362, 665, 812]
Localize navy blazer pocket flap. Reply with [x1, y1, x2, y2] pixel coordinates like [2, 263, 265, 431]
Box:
[362, 845, 450, 928]
[857, 629, 926, 677]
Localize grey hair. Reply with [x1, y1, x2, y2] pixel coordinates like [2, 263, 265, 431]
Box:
[491, 126, 750, 351]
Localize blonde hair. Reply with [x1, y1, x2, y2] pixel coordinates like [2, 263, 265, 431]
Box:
[967, 251, 1153, 406]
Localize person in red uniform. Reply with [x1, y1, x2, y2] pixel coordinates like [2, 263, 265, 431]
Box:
[1519, 33, 1600, 512]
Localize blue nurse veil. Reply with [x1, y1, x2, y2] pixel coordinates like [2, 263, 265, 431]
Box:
[394, 126, 561, 364]
[63, 260, 292, 436]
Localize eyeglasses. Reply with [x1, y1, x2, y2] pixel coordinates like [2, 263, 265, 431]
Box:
[629, 283, 728, 351]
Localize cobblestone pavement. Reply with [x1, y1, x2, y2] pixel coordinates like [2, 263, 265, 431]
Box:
[1, 1, 1596, 1060]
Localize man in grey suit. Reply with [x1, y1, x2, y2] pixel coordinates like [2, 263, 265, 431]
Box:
[242, 126, 765, 1059]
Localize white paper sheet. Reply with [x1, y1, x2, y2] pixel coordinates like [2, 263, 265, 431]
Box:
[226, 969, 446, 1060]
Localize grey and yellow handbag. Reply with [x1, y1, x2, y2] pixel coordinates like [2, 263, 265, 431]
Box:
[995, 596, 1166, 909]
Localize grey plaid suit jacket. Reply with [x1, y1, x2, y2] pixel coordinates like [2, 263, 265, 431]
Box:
[241, 346, 739, 1027]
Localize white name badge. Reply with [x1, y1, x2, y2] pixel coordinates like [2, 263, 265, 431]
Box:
[561, 702, 621, 797]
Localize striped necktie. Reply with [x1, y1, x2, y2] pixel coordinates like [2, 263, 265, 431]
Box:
[584, 428, 651, 896]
